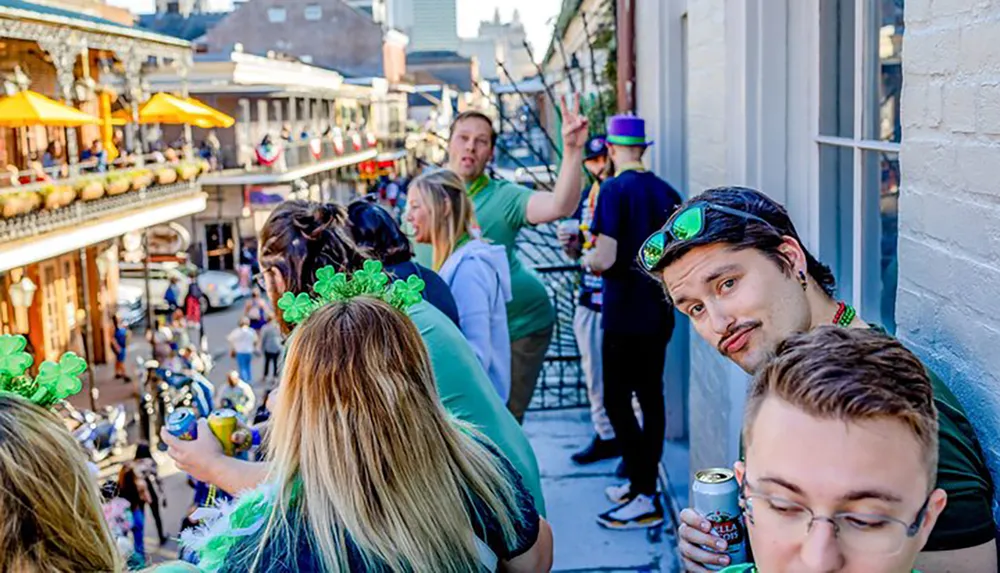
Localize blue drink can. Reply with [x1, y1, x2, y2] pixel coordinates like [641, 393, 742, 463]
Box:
[166, 407, 199, 441]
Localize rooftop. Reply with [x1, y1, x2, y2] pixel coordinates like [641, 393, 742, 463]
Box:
[137, 11, 229, 42]
[0, 0, 191, 47]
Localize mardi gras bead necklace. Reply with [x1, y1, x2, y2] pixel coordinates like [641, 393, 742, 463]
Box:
[833, 302, 857, 327]
[466, 174, 490, 200]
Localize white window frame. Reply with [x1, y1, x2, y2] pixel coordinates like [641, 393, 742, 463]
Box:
[267, 7, 287, 23]
[304, 4, 322, 21]
[813, 0, 901, 325]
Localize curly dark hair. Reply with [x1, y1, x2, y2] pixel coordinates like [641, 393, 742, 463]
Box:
[653, 186, 836, 297]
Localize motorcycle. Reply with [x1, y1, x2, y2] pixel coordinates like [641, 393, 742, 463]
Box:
[58, 402, 129, 463]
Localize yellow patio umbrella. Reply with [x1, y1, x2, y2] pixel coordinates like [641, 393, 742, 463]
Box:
[132, 92, 216, 125]
[184, 97, 235, 129]
[0, 90, 100, 127]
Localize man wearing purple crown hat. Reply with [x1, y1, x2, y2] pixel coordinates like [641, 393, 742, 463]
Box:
[582, 114, 683, 530]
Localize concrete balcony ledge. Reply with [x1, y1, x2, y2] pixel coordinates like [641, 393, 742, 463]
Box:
[523, 408, 686, 572]
[0, 181, 206, 272]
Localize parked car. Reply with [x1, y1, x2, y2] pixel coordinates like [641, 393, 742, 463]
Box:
[116, 284, 147, 327]
[119, 262, 241, 312]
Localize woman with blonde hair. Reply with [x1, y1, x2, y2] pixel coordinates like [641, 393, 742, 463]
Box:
[0, 395, 124, 572]
[407, 168, 514, 400]
[183, 295, 553, 572]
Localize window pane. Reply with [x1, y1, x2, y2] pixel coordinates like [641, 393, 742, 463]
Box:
[267, 8, 286, 23]
[818, 144, 856, 304]
[819, 0, 856, 138]
[864, 150, 900, 332]
[866, 0, 905, 142]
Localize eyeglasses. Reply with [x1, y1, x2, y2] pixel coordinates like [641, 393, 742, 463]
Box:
[638, 202, 777, 272]
[741, 482, 930, 556]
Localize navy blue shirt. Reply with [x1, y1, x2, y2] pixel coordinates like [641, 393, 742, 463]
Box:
[573, 183, 603, 312]
[591, 169, 682, 334]
[386, 261, 462, 328]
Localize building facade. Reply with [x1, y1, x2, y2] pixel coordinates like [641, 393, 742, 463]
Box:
[632, 0, 1000, 525]
[459, 9, 535, 83]
[390, 0, 459, 53]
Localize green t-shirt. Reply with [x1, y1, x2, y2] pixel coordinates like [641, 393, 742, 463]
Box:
[719, 567, 919, 573]
[738, 327, 996, 552]
[408, 301, 546, 516]
[414, 178, 555, 341]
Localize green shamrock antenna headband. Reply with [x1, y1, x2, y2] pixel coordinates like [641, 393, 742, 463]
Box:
[276, 260, 426, 325]
[0, 335, 86, 408]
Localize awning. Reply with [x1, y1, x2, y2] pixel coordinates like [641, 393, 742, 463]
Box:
[0, 192, 207, 272]
[184, 97, 235, 128]
[0, 90, 100, 127]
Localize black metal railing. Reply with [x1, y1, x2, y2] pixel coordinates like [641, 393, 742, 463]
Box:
[0, 181, 202, 243]
[517, 223, 589, 410]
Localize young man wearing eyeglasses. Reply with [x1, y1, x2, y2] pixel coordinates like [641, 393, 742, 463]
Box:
[639, 187, 996, 572]
[581, 115, 683, 529]
[725, 326, 947, 573]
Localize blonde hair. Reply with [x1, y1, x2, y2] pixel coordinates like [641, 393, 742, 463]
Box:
[250, 297, 524, 572]
[0, 396, 123, 572]
[412, 168, 478, 271]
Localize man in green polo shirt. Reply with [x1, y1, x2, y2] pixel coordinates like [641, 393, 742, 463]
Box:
[641, 187, 997, 572]
[416, 98, 589, 422]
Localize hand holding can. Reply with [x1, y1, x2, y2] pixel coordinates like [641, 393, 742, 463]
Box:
[691, 468, 748, 571]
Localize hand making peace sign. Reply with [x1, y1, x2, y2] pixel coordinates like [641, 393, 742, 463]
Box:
[560, 94, 590, 151]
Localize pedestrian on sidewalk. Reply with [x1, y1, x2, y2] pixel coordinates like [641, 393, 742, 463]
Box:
[244, 288, 270, 332]
[217, 370, 256, 417]
[164, 276, 181, 312]
[227, 317, 257, 384]
[259, 316, 283, 384]
[416, 96, 589, 423]
[117, 443, 167, 565]
[170, 308, 191, 351]
[645, 187, 996, 571]
[111, 314, 130, 382]
[183, 282, 203, 347]
[132, 443, 167, 545]
[584, 115, 683, 530]
[558, 134, 623, 467]
[407, 168, 514, 402]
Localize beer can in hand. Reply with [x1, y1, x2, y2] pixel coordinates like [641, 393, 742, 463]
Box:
[166, 407, 199, 441]
[693, 468, 748, 569]
[208, 408, 239, 457]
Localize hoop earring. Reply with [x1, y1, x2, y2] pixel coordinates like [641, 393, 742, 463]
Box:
[798, 270, 808, 291]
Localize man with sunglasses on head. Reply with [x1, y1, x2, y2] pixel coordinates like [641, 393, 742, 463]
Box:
[639, 187, 996, 572]
[581, 115, 683, 529]
[725, 326, 948, 573]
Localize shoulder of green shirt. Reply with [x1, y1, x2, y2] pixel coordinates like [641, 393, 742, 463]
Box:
[717, 567, 919, 573]
[483, 178, 534, 229]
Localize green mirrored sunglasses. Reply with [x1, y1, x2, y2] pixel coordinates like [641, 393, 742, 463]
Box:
[639, 202, 777, 271]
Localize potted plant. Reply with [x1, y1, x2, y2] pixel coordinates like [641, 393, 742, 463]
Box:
[1, 191, 39, 218]
[76, 176, 106, 201]
[40, 185, 75, 210]
[106, 173, 131, 196]
[197, 159, 211, 174]
[156, 167, 177, 185]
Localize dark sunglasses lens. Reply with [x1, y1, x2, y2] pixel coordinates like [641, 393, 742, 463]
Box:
[671, 207, 704, 241]
[641, 232, 667, 270]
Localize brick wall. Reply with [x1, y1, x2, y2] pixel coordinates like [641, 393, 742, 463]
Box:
[899, 0, 1000, 524]
[203, 0, 384, 77]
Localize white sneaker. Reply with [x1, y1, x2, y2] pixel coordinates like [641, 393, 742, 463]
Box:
[605, 482, 632, 504]
[597, 494, 664, 530]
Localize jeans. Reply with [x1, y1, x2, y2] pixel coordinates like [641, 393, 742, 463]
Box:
[603, 328, 671, 496]
[131, 507, 146, 563]
[507, 324, 554, 424]
[236, 352, 253, 383]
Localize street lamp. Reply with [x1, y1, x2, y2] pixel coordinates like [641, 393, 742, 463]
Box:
[8, 276, 37, 309]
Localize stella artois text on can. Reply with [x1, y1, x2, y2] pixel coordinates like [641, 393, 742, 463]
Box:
[693, 468, 749, 569]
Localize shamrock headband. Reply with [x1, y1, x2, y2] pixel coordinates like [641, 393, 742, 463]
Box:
[276, 260, 426, 325]
[0, 335, 85, 408]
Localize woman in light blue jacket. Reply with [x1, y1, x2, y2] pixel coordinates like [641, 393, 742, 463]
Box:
[407, 169, 513, 401]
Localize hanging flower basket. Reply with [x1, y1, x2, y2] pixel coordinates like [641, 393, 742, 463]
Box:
[76, 178, 106, 202]
[197, 159, 211, 174]
[1, 191, 39, 218]
[130, 169, 153, 191]
[175, 163, 200, 182]
[106, 174, 131, 196]
[156, 168, 178, 186]
[41, 185, 76, 210]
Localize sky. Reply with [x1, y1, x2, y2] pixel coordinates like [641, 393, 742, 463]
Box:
[106, 0, 563, 58]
